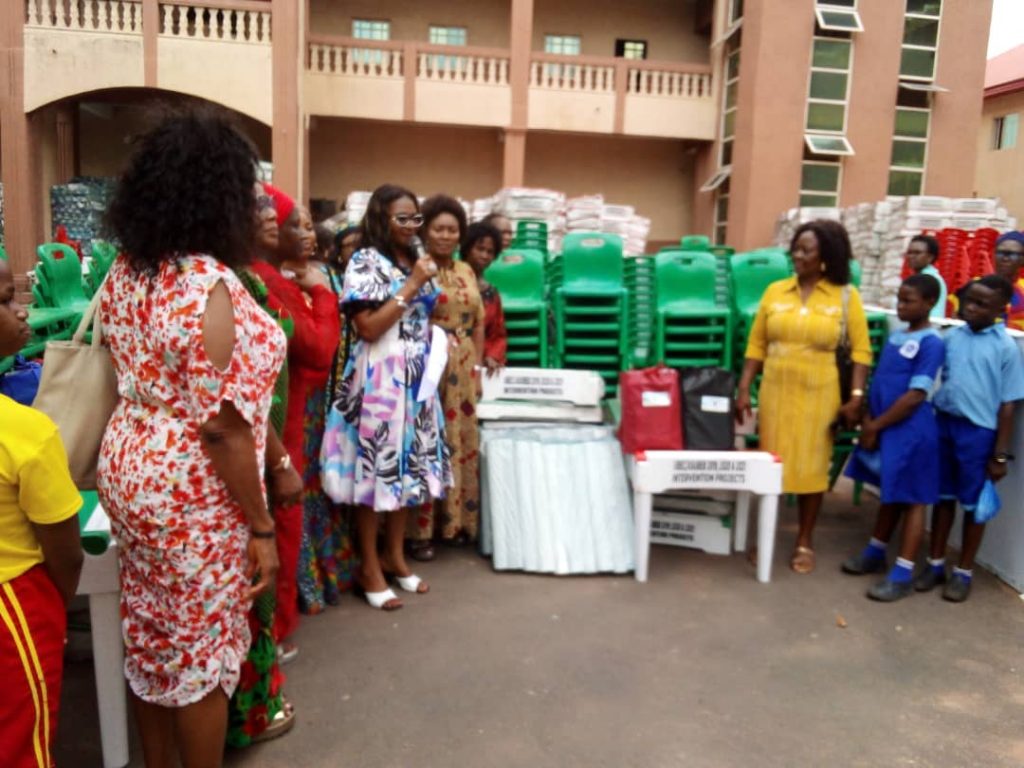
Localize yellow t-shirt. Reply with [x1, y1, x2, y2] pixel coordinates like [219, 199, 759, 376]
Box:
[0, 394, 82, 584]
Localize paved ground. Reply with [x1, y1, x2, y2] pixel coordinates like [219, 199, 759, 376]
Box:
[59, 483, 1024, 767]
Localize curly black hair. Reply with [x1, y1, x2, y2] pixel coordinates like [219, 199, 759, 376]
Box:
[790, 219, 852, 286]
[105, 107, 260, 275]
[463, 221, 503, 258]
[420, 194, 467, 241]
[360, 184, 418, 259]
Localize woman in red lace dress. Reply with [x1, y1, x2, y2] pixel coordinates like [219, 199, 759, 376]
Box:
[251, 185, 340, 649]
[463, 221, 508, 373]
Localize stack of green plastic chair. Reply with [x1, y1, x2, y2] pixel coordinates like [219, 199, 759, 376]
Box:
[654, 249, 733, 368]
[727, 248, 792, 374]
[624, 255, 655, 367]
[554, 232, 628, 397]
[485, 248, 548, 367]
[87, 240, 118, 293]
[34, 243, 92, 310]
[708, 244, 735, 307]
[25, 243, 91, 356]
[512, 220, 548, 252]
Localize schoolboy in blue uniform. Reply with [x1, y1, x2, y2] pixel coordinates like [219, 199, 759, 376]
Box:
[917, 275, 1024, 602]
[842, 274, 945, 601]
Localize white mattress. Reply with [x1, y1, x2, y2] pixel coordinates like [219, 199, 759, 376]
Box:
[480, 424, 634, 575]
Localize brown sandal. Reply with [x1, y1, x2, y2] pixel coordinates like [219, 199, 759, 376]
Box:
[790, 546, 816, 574]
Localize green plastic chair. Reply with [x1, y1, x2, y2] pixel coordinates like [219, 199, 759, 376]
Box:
[559, 232, 625, 297]
[680, 234, 711, 251]
[727, 248, 792, 320]
[654, 250, 733, 367]
[88, 240, 118, 291]
[35, 243, 91, 311]
[0, 244, 7, 261]
[485, 248, 549, 367]
[555, 233, 628, 369]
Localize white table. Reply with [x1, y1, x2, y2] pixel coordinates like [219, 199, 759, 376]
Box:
[631, 450, 783, 583]
[77, 519, 129, 767]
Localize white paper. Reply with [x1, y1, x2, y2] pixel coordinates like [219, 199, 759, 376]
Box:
[701, 395, 730, 414]
[417, 325, 449, 403]
[641, 391, 672, 408]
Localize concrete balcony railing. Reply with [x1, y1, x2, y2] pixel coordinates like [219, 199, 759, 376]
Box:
[529, 52, 715, 139]
[305, 36, 512, 127]
[23, 0, 273, 123]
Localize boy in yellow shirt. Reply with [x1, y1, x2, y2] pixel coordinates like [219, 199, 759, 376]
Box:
[0, 257, 83, 768]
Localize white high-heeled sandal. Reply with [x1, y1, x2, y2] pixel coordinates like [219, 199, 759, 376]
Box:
[363, 586, 402, 610]
[395, 574, 429, 594]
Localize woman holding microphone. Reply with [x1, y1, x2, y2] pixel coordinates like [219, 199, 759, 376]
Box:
[321, 184, 452, 610]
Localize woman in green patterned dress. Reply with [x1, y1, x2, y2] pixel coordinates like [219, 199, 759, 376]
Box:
[226, 188, 303, 747]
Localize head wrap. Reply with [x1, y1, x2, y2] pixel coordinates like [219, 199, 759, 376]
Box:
[262, 182, 295, 225]
[996, 230, 1024, 247]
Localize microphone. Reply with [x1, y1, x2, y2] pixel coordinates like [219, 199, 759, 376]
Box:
[408, 234, 438, 293]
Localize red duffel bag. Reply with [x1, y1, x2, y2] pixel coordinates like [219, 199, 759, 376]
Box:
[618, 365, 684, 454]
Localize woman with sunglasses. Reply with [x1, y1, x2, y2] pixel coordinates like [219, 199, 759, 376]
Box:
[406, 195, 485, 560]
[992, 231, 1024, 331]
[322, 184, 451, 610]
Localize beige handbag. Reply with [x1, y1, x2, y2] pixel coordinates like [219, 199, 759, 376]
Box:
[32, 282, 118, 490]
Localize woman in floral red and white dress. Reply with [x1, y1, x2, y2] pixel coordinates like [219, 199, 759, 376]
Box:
[97, 111, 288, 766]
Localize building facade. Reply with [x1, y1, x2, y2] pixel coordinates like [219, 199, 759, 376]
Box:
[976, 44, 1024, 222]
[0, 0, 992, 276]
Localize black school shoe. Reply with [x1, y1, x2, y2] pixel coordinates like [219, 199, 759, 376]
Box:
[913, 565, 947, 592]
[867, 578, 913, 602]
[942, 573, 972, 603]
[841, 552, 888, 575]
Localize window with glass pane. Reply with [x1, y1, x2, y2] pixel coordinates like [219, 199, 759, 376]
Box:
[890, 139, 927, 168]
[816, 9, 863, 32]
[818, 0, 855, 6]
[807, 102, 845, 132]
[723, 110, 736, 139]
[721, 138, 734, 166]
[906, 0, 941, 16]
[903, 16, 939, 46]
[812, 39, 851, 69]
[900, 47, 936, 79]
[727, 50, 740, 80]
[545, 35, 581, 55]
[619, 40, 647, 60]
[810, 71, 848, 101]
[725, 81, 738, 109]
[429, 26, 466, 46]
[802, 163, 841, 192]
[993, 114, 1019, 150]
[352, 19, 390, 66]
[353, 19, 390, 40]
[888, 170, 923, 196]
[800, 193, 838, 207]
[730, 0, 744, 23]
[894, 108, 929, 138]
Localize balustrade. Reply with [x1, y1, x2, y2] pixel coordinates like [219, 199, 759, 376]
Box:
[26, 0, 142, 33]
[159, 3, 271, 44]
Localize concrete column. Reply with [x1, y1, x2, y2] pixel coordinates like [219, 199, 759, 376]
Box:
[502, 129, 527, 188]
[0, 2, 43, 275]
[272, 0, 304, 200]
[505, 0, 534, 187]
[55, 104, 78, 184]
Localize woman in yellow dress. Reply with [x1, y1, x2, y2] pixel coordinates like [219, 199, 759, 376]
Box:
[407, 194, 485, 560]
[736, 220, 872, 574]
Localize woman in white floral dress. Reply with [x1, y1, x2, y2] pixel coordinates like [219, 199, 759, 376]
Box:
[321, 184, 451, 610]
[97, 111, 289, 766]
